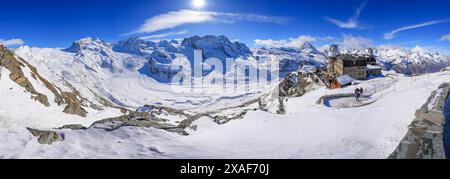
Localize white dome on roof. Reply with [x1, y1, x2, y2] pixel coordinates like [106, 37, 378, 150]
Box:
[328, 45, 339, 57]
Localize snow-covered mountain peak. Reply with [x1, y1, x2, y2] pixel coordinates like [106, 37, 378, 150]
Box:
[299, 42, 321, 54]
[411, 45, 428, 54]
[180, 35, 252, 59]
[115, 35, 251, 60]
[253, 43, 327, 76]
[113, 37, 157, 55]
[257, 42, 322, 56]
[56, 37, 148, 74]
[113, 37, 182, 56]
[64, 37, 113, 54]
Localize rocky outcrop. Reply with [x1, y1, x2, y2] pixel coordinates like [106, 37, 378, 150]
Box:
[62, 92, 88, 117]
[1, 45, 91, 117]
[258, 69, 326, 114]
[27, 128, 64, 145]
[91, 111, 188, 135]
[279, 71, 325, 97]
[0, 45, 50, 106]
[389, 83, 450, 159]
[58, 124, 88, 130]
[30, 108, 190, 145]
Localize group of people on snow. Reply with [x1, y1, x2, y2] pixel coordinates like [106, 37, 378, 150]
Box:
[354, 87, 365, 102]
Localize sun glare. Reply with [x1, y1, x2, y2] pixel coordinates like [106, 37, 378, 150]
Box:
[192, 0, 206, 8]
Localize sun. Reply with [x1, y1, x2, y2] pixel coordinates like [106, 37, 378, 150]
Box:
[192, 0, 206, 8]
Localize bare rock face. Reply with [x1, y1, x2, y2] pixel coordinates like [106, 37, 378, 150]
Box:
[0, 45, 50, 106]
[389, 83, 450, 159]
[27, 128, 64, 145]
[259, 69, 326, 114]
[279, 70, 325, 97]
[1, 45, 90, 117]
[58, 124, 88, 130]
[62, 92, 88, 117]
[91, 111, 188, 135]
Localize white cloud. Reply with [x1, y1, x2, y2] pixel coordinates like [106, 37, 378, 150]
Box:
[325, 0, 368, 29]
[140, 30, 189, 40]
[319, 36, 335, 41]
[255, 35, 316, 48]
[440, 33, 450, 42]
[384, 19, 450, 40]
[341, 35, 373, 49]
[325, 18, 359, 29]
[128, 9, 289, 35]
[0, 38, 25, 46]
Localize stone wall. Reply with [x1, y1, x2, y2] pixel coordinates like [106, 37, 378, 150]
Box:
[389, 83, 450, 159]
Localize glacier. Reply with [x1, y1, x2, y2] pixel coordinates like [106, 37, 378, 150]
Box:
[0, 35, 450, 159]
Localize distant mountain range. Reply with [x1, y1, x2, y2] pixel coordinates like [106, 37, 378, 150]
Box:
[1, 35, 448, 115]
[321, 44, 450, 75]
[1, 35, 450, 158]
[112, 35, 450, 76]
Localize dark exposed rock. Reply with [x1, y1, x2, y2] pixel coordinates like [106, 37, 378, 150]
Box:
[27, 128, 64, 145]
[91, 111, 189, 135]
[62, 92, 88, 117]
[279, 69, 326, 97]
[0, 45, 50, 106]
[212, 111, 248, 125]
[1, 45, 91, 117]
[58, 124, 88, 130]
[277, 98, 286, 114]
[260, 68, 326, 114]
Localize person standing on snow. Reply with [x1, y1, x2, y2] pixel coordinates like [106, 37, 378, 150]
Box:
[355, 88, 361, 102]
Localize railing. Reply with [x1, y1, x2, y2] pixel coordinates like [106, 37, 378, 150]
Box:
[339, 71, 447, 102]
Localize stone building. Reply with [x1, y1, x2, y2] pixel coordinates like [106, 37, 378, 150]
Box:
[327, 46, 381, 80]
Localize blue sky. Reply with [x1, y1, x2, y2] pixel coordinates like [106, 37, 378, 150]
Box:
[0, 0, 449, 54]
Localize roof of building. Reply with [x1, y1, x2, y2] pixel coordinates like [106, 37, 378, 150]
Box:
[336, 54, 376, 67]
[367, 65, 382, 70]
[336, 54, 357, 61]
[336, 75, 355, 85]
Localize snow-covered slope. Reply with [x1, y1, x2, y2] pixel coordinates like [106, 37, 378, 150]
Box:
[2, 35, 450, 159]
[114, 35, 254, 82]
[1, 45, 119, 117]
[2, 67, 449, 158]
[14, 38, 148, 109]
[13, 36, 272, 111]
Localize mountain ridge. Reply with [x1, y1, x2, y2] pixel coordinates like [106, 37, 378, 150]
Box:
[12, 35, 450, 82]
